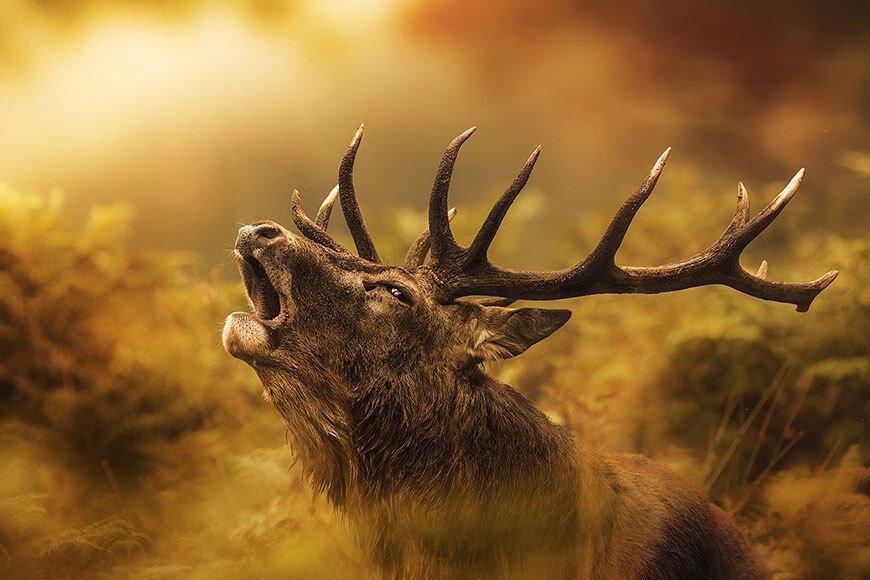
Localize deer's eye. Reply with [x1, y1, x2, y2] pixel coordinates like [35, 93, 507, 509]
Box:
[363, 281, 412, 305]
[386, 285, 410, 304]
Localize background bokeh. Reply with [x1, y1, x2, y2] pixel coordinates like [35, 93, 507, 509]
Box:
[0, 1, 867, 578]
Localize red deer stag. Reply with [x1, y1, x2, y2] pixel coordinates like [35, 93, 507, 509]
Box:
[222, 126, 837, 579]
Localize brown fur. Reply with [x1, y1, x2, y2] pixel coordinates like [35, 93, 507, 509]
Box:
[222, 223, 768, 579]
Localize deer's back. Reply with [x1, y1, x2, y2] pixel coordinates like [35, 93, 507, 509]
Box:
[596, 452, 769, 580]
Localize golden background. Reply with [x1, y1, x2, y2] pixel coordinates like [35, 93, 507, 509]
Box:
[0, 1, 867, 578]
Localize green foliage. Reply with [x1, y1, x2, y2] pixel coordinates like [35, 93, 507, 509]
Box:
[0, 174, 865, 577]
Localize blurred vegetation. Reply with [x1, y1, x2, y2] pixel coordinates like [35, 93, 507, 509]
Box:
[0, 187, 362, 578]
[0, 163, 867, 578]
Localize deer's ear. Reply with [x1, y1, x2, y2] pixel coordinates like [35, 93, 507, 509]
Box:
[470, 307, 571, 361]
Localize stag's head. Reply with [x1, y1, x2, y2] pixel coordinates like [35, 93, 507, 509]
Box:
[223, 125, 837, 425]
[222, 128, 578, 384]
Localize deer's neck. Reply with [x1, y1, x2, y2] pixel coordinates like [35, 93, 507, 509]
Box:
[260, 360, 581, 510]
[258, 364, 356, 504]
[347, 365, 579, 505]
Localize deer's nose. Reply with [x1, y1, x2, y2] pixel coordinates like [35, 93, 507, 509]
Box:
[236, 222, 286, 254]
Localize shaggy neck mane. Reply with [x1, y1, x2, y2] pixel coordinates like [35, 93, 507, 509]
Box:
[259, 360, 576, 509]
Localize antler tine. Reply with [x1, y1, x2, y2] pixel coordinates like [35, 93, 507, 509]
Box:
[404, 208, 456, 269]
[315, 184, 339, 229]
[724, 181, 751, 235]
[728, 267, 838, 313]
[581, 147, 671, 269]
[339, 124, 381, 263]
[729, 169, 803, 251]
[291, 190, 348, 254]
[428, 127, 476, 263]
[465, 146, 542, 265]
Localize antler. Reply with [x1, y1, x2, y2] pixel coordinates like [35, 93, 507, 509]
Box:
[424, 129, 838, 312]
[339, 125, 381, 263]
[290, 189, 348, 254]
[290, 126, 381, 263]
[404, 207, 457, 268]
[315, 185, 339, 229]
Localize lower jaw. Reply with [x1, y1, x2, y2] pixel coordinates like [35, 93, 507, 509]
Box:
[222, 311, 280, 362]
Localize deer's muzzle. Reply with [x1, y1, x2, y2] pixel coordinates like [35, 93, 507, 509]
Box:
[234, 222, 293, 324]
[235, 222, 285, 255]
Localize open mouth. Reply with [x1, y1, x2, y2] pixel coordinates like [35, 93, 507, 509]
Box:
[239, 255, 285, 322]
